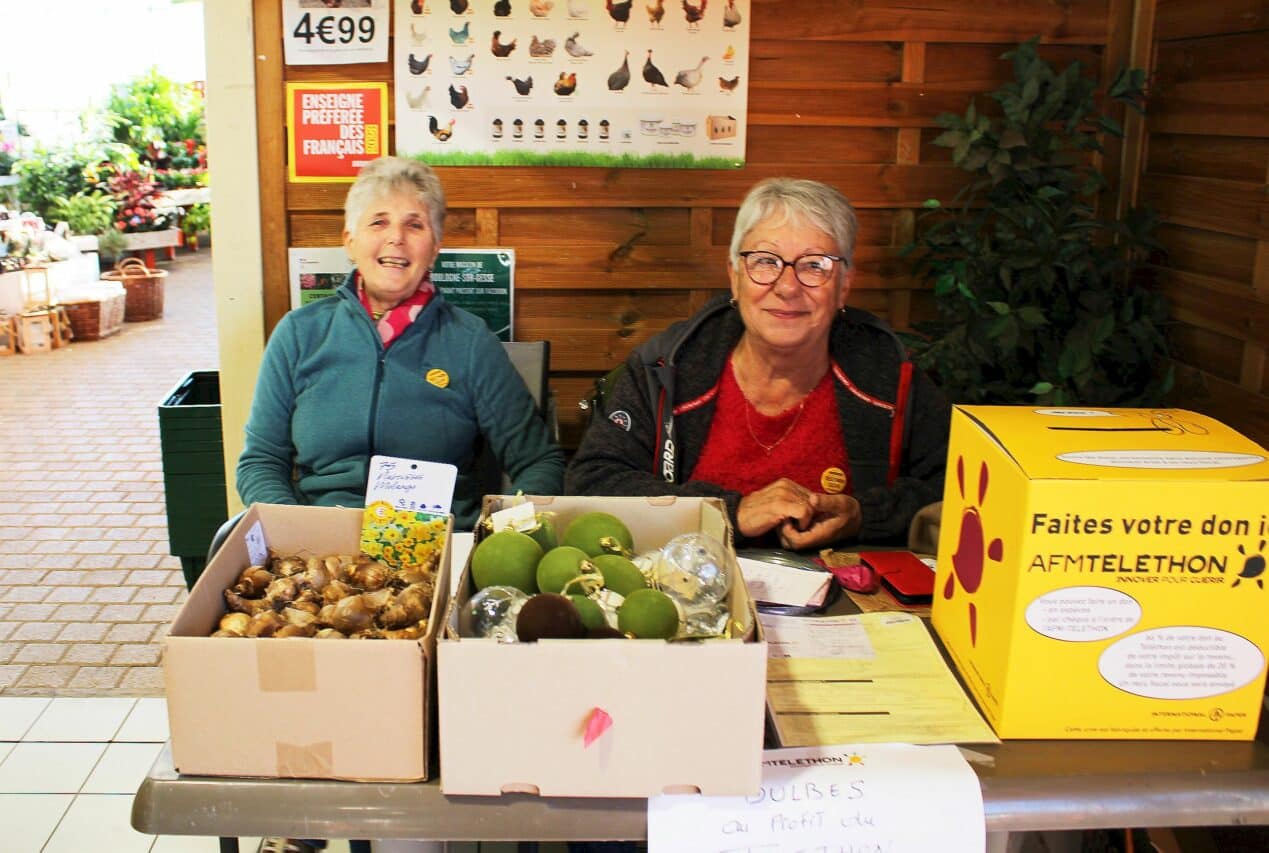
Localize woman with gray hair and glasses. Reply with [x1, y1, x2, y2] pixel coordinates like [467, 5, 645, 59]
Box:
[567, 177, 949, 550]
[237, 155, 564, 534]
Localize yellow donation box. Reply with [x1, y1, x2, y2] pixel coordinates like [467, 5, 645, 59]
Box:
[932, 406, 1269, 740]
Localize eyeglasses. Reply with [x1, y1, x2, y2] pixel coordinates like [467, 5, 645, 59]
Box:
[738, 250, 847, 288]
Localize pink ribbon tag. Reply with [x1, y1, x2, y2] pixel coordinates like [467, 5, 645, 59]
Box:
[583, 707, 613, 748]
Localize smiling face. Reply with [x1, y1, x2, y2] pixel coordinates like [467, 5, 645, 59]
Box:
[343, 190, 441, 314]
[729, 213, 852, 356]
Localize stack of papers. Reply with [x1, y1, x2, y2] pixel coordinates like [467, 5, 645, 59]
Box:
[739, 555, 831, 607]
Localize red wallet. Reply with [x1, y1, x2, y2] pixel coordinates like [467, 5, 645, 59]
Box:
[858, 551, 935, 604]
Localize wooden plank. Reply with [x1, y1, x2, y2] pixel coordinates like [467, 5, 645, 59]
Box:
[743, 126, 898, 165]
[1148, 79, 1269, 137]
[749, 40, 902, 83]
[1146, 135, 1269, 183]
[500, 208, 693, 245]
[1168, 322, 1246, 383]
[924, 43, 1102, 85]
[1154, 31, 1269, 85]
[1141, 174, 1268, 240]
[1168, 363, 1269, 446]
[288, 164, 969, 209]
[506, 244, 910, 291]
[1156, 224, 1258, 283]
[748, 0, 1110, 43]
[1154, 0, 1268, 41]
[1157, 268, 1269, 340]
[255, 0, 290, 336]
[748, 83, 977, 127]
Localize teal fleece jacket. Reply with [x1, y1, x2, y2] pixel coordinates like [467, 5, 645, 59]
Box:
[236, 276, 564, 529]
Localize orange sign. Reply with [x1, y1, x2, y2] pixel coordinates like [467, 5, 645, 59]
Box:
[286, 82, 388, 183]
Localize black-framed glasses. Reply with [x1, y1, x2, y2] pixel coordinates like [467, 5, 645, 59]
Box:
[738, 250, 847, 288]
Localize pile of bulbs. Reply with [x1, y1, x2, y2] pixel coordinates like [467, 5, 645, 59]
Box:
[212, 552, 436, 639]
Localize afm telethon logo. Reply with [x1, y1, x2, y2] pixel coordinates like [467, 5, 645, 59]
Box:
[944, 455, 1004, 647]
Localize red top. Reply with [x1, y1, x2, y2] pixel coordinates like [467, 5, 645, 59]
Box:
[689, 356, 851, 497]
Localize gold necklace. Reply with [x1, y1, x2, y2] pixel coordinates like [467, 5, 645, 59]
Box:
[744, 397, 806, 454]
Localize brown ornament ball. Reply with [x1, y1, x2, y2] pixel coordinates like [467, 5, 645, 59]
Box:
[516, 593, 585, 642]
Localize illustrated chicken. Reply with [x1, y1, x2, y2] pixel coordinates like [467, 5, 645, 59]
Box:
[428, 116, 456, 141]
[722, 44, 735, 61]
[450, 0, 468, 12]
[507, 75, 534, 95]
[409, 22, 427, 44]
[494, 0, 511, 16]
[564, 32, 593, 57]
[408, 53, 432, 75]
[722, 0, 741, 29]
[681, 0, 706, 30]
[554, 71, 578, 95]
[606, 0, 632, 28]
[529, 35, 556, 56]
[449, 54, 475, 75]
[449, 21, 470, 44]
[449, 84, 470, 109]
[405, 86, 431, 109]
[529, 0, 553, 15]
[719, 75, 739, 91]
[568, 0, 587, 17]
[411, 0, 425, 14]
[642, 49, 668, 88]
[491, 30, 517, 57]
[646, 0, 665, 28]
[607, 50, 631, 91]
[674, 56, 708, 91]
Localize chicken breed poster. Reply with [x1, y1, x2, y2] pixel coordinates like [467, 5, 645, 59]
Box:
[394, 0, 750, 168]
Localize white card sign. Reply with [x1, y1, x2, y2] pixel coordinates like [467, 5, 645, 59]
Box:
[283, 0, 390, 66]
[366, 455, 457, 515]
[648, 744, 985, 853]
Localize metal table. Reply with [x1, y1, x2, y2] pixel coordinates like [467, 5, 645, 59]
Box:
[132, 729, 1269, 844]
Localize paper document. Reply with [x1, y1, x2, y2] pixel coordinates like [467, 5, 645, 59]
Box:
[648, 743, 985, 853]
[766, 612, 999, 746]
[739, 556, 831, 607]
[759, 612, 874, 659]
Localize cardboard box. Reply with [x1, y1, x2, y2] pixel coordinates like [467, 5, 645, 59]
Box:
[439, 495, 767, 797]
[164, 503, 451, 781]
[932, 406, 1269, 740]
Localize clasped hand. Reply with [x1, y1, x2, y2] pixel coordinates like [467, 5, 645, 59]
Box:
[736, 478, 861, 551]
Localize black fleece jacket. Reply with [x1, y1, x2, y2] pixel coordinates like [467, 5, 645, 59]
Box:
[565, 296, 951, 545]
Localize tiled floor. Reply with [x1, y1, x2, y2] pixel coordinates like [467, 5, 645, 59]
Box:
[0, 695, 268, 852]
[0, 250, 217, 695]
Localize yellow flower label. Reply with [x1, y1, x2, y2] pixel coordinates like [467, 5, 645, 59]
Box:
[426, 368, 449, 388]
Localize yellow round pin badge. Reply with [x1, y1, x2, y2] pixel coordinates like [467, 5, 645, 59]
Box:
[426, 369, 450, 389]
[820, 467, 847, 494]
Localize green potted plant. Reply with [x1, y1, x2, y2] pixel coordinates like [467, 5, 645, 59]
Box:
[180, 202, 211, 251]
[904, 39, 1171, 407]
[49, 192, 118, 251]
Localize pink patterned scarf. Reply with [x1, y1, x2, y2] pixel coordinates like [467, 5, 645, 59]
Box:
[357, 271, 435, 347]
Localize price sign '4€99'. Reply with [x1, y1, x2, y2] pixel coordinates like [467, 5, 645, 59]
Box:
[283, 0, 389, 66]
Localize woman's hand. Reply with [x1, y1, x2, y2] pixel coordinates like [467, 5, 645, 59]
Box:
[778, 493, 861, 551]
[737, 479, 861, 550]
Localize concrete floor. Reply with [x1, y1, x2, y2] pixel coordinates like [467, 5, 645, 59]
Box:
[0, 249, 217, 697]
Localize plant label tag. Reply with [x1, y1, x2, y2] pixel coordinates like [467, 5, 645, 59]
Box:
[244, 520, 269, 567]
[366, 455, 457, 514]
[489, 500, 536, 533]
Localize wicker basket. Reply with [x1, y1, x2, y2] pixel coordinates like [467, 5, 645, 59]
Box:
[61, 292, 126, 341]
[103, 257, 166, 322]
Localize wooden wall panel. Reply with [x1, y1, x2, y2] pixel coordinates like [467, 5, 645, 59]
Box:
[256, 0, 1141, 448]
[1140, 0, 1269, 445]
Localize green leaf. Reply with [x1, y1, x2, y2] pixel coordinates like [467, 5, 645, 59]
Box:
[1029, 381, 1054, 395]
[922, 198, 942, 209]
[987, 301, 1010, 315]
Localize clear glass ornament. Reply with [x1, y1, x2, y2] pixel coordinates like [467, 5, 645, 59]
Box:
[651, 532, 733, 637]
[463, 585, 529, 642]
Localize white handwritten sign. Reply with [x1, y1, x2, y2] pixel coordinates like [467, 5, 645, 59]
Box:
[647, 744, 984, 853]
[365, 455, 457, 515]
